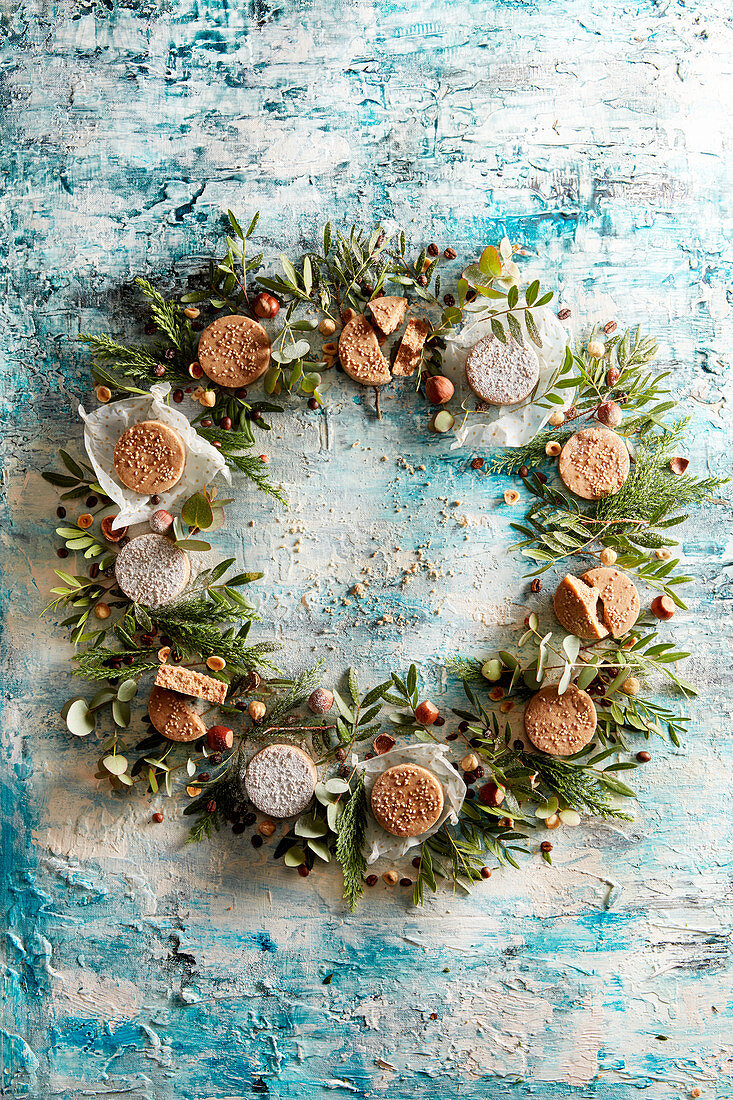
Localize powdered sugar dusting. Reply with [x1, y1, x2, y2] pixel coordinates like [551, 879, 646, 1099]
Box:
[465, 334, 541, 405]
[115, 534, 189, 608]
[245, 743, 317, 818]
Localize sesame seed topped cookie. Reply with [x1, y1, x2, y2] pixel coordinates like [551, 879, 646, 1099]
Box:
[197, 315, 271, 388]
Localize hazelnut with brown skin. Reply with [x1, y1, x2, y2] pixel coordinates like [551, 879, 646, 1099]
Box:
[308, 688, 334, 715]
[670, 456, 689, 476]
[248, 700, 267, 722]
[253, 291, 280, 319]
[651, 595, 676, 621]
[596, 400, 622, 428]
[606, 366, 621, 386]
[206, 725, 234, 752]
[414, 700, 439, 725]
[424, 376, 455, 405]
[149, 509, 174, 534]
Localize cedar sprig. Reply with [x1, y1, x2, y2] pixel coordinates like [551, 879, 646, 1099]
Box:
[335, 773, 368, 912]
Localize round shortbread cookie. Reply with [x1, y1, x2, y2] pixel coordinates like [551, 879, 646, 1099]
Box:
[370, 763, 444, 838]
[558, 427, 630, 500]
[197, 315, 271, 388]
[115, 534, 190, 608]
[148, 686, 206, 742]
[580, 567, 639, 639]
[465, 334, 540, 406]
[338, 315, 392, 386]
[244, 743, 317, 818]
[524, 684, 597, 757]
[113, 420, 186, 494]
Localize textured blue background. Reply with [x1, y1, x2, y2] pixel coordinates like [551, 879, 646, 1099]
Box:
[2, 1, 733, 1097]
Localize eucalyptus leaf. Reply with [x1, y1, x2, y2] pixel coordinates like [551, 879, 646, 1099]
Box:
[307, 838, 331, 862]
[284, 845, 307, 867]
[102, 754, 128, 776]
[116, 678, 138, 703]
[66, 698, 96, 737]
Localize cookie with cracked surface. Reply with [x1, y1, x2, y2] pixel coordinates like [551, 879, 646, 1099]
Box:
[148, 686, 207, 742]
[558, 427, 630, 500]
[524, 684, 597, 757]
[244, 743, 318, 818]
[113, 420, 186, 494]
[580, 567, 640, 639]
[338, 315, 392, 385]
[465, 334, 540, 405]
[370, 763, 444, 837]
[197, 315, 271, 388]
[115, 533, 190, 608]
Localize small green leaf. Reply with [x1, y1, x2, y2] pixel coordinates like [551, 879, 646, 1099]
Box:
[181, 492, 214, 531]
[102, 754, 128, 776]
[116, 678, 138, 703]
[284, 845, 306, 867]
[65, 699, 96, 737]
[479, 245, 502, 278]
[295, 814, 328, 839]
[307, 838, 332, 862]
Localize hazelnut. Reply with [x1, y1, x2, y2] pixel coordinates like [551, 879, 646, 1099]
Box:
[460, 753, 479, 772]
[373, 733, 397, 755]
[206, 725, 234, 752]
[478, 781, 505, 807]
[548, 411, 564, 427]
[382, 871, 399, 886]
[622, 676, 640, 696]
[258, 819, 276, 837]
[206, 655, 227, 671]
[157, 646, 172, 663]
[545, 441, 562, 457]
[93, 602, 111, 620]
[599, 547, 617, 566]
[414, 700, 439, 725]
[248, 700, 267, 722]
[655, 548, 673, 560]
[670, 456, 689, 476]
[188, 361, 204, 379]
[503, 489, 520, 506]
[149, 509, 174, 534]
[342, 308, 358, 324]
[545, 813, 561, 829]
[587, 339, 605, 358]
[253, 291, 280, 319]
[606, 366, 621, 386]
[318, 318, 337, 336]
[95, 385, 112, 403]
[183, 306, 200, 319]
[322, 341, 338, 355]
[650, 595, 676, 621]
[100, 515, 128, 542]
[488, 686, 504, 701]
[596, 400, 622, 428]
[424, 375, 455, 405]
[308, 688, 334, 715]
[200, 391, 217, 408]
[192, 387, 205, 401]
[77, 513, 94, 529]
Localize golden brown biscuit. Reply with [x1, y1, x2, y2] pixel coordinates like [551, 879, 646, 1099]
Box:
[581, 567, 640, 639]
[368, 296, 407, 336]
[392, 317, 430, 378]
[155, 664, 228, 705]
[553, 575, 609, 641]
[113, 420, 186, 494]
[338, 315, 392, 385]
[197, 315, 271, 388]
[465, 334, 540, 405]
[148, 686, 207, 742]
[244, 743, 318, 818]
[558, 427, 630, 500]
[370, 763, 444, 837]
[524, 684, 597, 757]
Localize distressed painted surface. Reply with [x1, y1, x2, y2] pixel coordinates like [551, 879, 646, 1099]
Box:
[2, 0, 733, 1096]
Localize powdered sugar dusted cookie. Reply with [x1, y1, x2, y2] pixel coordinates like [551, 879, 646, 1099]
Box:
[148, 686, 206, 742]
[244, 743, 317, 818]
[155, 664, 227, 705]
[115, 533, 189, 608]
[370, 763, 444, 837]
[392, 317, 430, 378]
[524, 684, 596, 757]
[369, 295, 407, 336]
[113, 420, 186, 494]
[338, 315, 392, 385]
[558, 427, 630, 500]
[198, 315, 271, 388]
[465, 334, 540, 405]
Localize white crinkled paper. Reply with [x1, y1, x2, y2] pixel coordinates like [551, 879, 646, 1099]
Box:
[356, 742, 467, 864]
[444, 305, 573, 450]
[79, 383, 230, 530]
